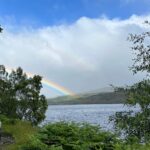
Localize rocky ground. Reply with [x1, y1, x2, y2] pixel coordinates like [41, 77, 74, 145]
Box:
[0, 132, 14, 146]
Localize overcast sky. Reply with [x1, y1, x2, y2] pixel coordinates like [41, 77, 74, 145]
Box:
[0, 0, 149, 97]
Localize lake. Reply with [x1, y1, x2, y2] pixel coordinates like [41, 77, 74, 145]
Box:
[45, 104, 139, 130]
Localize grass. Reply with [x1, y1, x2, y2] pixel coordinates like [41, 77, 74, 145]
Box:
[1, 120, 38, 150]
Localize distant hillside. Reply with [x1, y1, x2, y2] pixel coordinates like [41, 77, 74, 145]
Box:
[47, 91, 126, 105]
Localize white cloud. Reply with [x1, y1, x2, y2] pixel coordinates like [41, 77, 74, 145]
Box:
[0, 15, 149, 97]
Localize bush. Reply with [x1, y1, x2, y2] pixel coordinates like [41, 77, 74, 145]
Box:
[21, 122, 121, 150]
[0, 114, 16, 125]
[110, 80, 150, 143]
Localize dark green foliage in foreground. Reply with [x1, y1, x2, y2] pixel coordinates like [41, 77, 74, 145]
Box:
[21, 122, 121, 150]
[1, 119, 150, 150]
[0, 65, 48, 125]
[20, 122, 150, 150]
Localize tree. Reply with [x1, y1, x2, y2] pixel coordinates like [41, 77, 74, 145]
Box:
[0, 65, 17, 118]
[0, 65, 48, 125]
[110, 21, 150, 143]
[128, 21, 150, 74]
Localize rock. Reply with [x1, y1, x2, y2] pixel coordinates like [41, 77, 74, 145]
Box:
[0, 132, 15, 145]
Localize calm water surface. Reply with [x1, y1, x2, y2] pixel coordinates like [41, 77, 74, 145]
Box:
[45, 104, 139, 130]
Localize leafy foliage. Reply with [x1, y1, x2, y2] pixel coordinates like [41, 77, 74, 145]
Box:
[110, 109, 150, 143]
[110, 22, 150, 143]
[1, 120, 150, 150]
[0, 65, 48, 125]
[21, 122, 121, 150]
[128, 21, 150, 74]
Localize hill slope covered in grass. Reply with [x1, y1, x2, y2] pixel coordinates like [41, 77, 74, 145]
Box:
[47, 91, 126, 105]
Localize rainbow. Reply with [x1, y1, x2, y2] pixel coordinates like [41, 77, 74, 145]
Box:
[5, 67, 75, 96]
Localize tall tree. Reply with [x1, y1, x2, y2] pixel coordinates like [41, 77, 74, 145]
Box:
[110, 22, 150, 143]
[0, 65, 48, 125]
[0, 65, 17, 118]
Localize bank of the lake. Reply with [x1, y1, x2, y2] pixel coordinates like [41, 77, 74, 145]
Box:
[1, 105, 149, 150]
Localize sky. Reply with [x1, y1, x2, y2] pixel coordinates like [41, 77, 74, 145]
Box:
[0, 0, 150, 97]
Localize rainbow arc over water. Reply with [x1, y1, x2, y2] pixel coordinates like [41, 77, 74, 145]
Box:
[5, 67, 75, 96]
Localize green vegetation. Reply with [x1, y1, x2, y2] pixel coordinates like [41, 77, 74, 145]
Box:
[1, 113, 150, 150]
[110, 21, 150, 143]
[0, 65, 48, 125]
[19, 122, 150, 150]
[47, 91, 126, 105]
[1, 119, 150, 150]
[0, 115, 38, 150]
[1, 22, 150, 149]
[110, 80, 150, 143]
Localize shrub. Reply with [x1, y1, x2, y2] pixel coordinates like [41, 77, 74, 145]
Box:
[21, 122, 121, 150]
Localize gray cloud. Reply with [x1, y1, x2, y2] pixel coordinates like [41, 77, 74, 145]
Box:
[0, 15, 149, 97]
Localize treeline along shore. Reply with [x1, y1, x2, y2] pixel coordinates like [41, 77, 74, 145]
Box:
[47, 91, 126, 105]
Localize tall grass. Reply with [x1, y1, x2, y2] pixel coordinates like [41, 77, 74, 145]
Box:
[1, 118, 38, 150]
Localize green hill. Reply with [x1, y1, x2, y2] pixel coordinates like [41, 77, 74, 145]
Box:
[47, 91, 126, 105]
